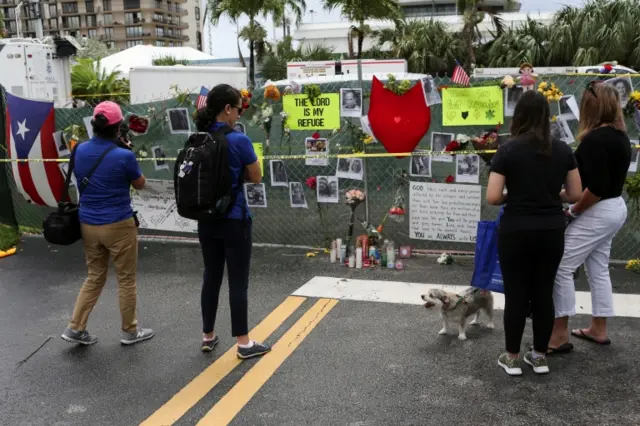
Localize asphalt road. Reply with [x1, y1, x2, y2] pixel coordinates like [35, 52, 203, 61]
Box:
[0, 236, 639, 426]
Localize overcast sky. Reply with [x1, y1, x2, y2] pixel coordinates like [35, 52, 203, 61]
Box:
[203, 0, 587, 58]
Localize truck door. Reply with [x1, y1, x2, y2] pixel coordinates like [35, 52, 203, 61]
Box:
[24, 44, 51, 101]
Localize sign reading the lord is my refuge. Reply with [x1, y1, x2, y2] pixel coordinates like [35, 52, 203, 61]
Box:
[283, 94, 340, 130]
[409, 182, 481, 243]
[441, 87, 504, 126]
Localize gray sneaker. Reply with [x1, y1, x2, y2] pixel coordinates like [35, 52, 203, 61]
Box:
[120, 327, 154, 345]
[524, 351, 550, 374]
[61, 327, 98, 345]
[237, 341, 271, 359]
[498, 353, 523, 376]
[202, 335, 220, 352]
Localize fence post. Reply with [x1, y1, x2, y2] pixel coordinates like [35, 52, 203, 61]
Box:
[0, 84, 19, 230]
[357, 59, 369, 223]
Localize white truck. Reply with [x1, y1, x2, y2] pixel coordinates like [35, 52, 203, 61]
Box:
[472, 64, 638, 79]
[0, 36, 78, 107]
[286, 59, 407, 80]
[128, 65, 248, 105]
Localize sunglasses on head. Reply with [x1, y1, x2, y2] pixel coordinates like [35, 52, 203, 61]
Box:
[586, 80, 602, 98]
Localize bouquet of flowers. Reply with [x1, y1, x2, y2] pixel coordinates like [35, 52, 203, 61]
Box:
[345, 189, 366, 208]
[537, 81, 563, 102]
[623, 90, 640, 117]
[471, 125, 502, 167]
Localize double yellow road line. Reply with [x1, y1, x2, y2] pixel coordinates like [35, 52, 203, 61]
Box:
[140, 296, 338, 426]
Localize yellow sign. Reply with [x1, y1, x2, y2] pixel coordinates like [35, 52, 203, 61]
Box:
[282, 94, 340, 130]
[252, 142, 264, 176]
[442, 87, 504, 126]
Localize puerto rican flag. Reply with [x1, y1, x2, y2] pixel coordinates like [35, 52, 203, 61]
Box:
[5, 92, 66, 207]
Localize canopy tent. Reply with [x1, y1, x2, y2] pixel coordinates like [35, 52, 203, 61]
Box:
[97, 45, 216, 78]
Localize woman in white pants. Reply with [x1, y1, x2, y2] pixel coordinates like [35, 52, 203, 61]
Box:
[548, 81, 632, 353]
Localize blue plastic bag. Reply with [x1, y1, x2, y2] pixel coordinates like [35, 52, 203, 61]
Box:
[470, 207, 504, 293]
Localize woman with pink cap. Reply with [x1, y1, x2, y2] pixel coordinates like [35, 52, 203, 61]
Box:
[61, 101, 153, 346]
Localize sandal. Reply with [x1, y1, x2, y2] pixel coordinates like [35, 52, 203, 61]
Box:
[529, 342, 574, 355]
[571, 329, 611, 345]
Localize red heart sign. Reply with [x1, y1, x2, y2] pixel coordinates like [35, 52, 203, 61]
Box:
[367, 76, 431, 158]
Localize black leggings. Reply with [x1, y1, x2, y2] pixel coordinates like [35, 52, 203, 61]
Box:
[197, 219, 252, 337]
[498, 228, 565, 354]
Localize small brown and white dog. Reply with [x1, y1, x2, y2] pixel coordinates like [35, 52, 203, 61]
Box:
[421, 287, 494, 340]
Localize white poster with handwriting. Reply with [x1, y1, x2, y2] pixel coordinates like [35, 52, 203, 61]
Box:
[409, 182, 481, 242]
[130, 179, 198, 233]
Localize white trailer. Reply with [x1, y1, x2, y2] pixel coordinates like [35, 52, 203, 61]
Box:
[472, 64, 638, 79]
[0, 37, 76, 107]
[286, 59, 407, 80]
[128, 66, 248, 105]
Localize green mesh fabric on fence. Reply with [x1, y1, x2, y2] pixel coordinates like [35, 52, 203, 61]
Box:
[0, 86, 18, 229]
[1, 75, 639, 261]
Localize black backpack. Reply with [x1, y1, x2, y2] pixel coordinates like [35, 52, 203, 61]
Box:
[174, 125, 237, 221]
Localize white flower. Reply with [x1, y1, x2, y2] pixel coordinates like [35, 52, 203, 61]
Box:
[437, 253, 453, 265]
[456, 134, 470, 143]
[138, 150, 148, 158]
[262, 106, 274, 117]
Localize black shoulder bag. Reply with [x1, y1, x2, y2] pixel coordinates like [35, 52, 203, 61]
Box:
[43, 143, 117, 245]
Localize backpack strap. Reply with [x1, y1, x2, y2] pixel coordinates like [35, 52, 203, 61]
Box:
[78, 144, 117, 194]
[210, 124, 250, 224]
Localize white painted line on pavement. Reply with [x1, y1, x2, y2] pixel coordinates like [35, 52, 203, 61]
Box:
[292, 276, 640, 318]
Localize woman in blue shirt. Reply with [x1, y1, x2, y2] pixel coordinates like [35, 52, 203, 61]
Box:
[61, 101, 153, 347]
[194, 84, 269, 359]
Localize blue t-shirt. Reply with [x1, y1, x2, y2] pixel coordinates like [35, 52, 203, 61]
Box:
[74, 137, 142, 225]
[209, 122, 257, 220]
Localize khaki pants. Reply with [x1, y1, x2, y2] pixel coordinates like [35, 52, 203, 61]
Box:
[68, 217, 138, 333]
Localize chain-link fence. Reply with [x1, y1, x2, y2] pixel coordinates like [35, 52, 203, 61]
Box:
[1, 74, 639, 261]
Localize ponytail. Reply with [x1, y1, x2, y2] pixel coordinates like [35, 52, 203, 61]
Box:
[195, 84, 242, 132]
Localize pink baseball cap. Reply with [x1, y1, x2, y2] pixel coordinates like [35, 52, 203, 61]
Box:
[93, 101, 124, 126]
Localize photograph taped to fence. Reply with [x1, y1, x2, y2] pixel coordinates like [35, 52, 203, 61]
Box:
[151, 145, 169, 171]
[336, 158, 364, 180]
[167, 108, 191, 134]
[244, 183, 267, 208]
[270, 160, 288, 187]
[409, 150, 432, 177]
[316, 176, 339, 203]
[53, 131, 68, 156]
[550, 118, 575, 144]
[234, 122, 246, 134]
[605, 76, 633, 108]
[630, 140, 639, 173]
[83, 116, 94, 139]
[456, 154, 480, 184]
[430, 132, 454, 163]
[289, 182, 308, 208]
[421, 76, 441, 106]
[504, 86, 524, 117]
[305, 137, 329, 166]
[340, 88, 363, 118]
[557, 95, 579, 121]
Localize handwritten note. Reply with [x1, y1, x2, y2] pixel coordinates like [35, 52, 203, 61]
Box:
[409, 182, 481, 242]
[130, 179, 197, 233]
[442, 87, 503, 126]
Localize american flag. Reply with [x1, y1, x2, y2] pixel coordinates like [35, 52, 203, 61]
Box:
[451, 60, 470, 86]
[5, 92, 66, 207]
[196, 86, 209, 109]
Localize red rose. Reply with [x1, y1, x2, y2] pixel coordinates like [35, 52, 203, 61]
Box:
[312, 132, 321, 139]
[445, 141, 460, 152]
[445, 175, 455, 184]
[305, 176, 317, 189]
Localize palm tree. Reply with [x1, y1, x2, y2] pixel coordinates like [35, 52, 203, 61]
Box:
[321, 0, 402, 59]
[0, 11, 5, 38]
[260, 36, 335, 81]
[70, 59, 129, 105]
[373, 19, 464, 74]
[548, 0, 640, 69]
[273, 0, 306, 39]
[484, 17, 552, 67]
[208, 0, 281, 88]
[456, 0, 516, 69]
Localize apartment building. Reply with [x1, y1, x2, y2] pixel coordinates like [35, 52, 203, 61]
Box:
[1, 0, 202, 50]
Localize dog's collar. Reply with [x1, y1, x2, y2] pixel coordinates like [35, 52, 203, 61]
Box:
[445, 295, 465, 308]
